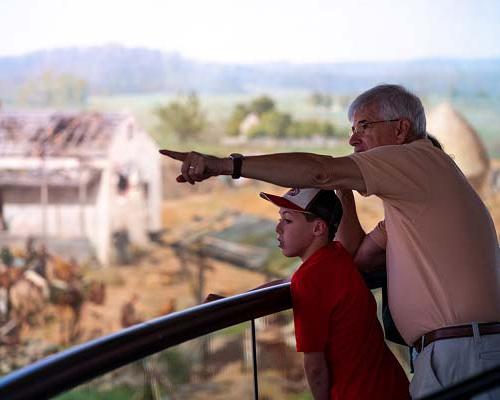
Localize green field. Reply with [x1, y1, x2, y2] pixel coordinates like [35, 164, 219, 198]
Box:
[87, 91, 500, 158]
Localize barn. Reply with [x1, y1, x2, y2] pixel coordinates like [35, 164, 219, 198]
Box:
[0, 111, 162, 265]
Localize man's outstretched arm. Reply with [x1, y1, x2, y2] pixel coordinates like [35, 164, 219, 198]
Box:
[159, 150, 366, 193]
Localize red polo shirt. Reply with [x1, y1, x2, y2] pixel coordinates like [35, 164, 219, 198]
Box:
[291, 242, 409, 400]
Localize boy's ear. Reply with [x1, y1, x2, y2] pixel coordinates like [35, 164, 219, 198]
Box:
[312, 219, 328, 237]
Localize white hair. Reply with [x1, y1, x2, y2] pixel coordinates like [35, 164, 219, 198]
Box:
[347, 84, 427, 138]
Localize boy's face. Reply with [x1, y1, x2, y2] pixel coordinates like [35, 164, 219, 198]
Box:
[275, 208, 315, 259]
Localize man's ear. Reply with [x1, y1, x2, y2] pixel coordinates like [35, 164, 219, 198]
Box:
[395, 119, 412, 144]
[312, 219, 328, 237]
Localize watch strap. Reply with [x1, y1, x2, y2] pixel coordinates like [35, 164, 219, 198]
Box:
[230, 153, 243, 179]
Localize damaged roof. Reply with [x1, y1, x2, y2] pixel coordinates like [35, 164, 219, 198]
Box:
[0, 111, 131, 157]
[0, 167, 101, 187]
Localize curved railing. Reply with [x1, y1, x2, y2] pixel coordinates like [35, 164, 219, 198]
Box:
[1, 274, 499, 400]
[0, 284, 292, 400]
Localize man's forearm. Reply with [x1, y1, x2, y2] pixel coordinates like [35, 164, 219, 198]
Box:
[240, 153, 332, 188]
[238, 153, 366, 192]
[160, 149, 366, 192]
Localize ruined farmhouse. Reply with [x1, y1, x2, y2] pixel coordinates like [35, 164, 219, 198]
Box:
[0, 111, 162, 265]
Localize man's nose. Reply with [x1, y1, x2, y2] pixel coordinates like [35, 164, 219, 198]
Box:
[349, 132, 359, 147]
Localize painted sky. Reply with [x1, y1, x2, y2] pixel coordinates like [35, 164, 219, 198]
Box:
[1, 0, 499, 63]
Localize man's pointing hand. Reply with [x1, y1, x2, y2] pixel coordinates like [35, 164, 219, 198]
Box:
[159, 149, 231, 184]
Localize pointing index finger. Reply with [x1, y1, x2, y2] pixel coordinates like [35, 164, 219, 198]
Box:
[159, 149, 188, 161]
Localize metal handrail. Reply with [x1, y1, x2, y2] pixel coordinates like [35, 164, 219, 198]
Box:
[1, 273, 499, 400]
[0, 284, 292, 400]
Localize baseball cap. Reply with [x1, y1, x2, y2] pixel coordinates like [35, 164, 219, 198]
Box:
[259, 188, 343, 230]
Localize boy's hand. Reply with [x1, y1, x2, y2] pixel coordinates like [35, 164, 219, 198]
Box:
[249, 279, 288, 291]
[203, 293, 226, 303]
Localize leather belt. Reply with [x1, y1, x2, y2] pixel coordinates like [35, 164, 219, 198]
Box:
[413, 322, 500, 353]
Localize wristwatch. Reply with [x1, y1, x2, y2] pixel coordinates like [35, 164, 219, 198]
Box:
[229, 153, 244, 179]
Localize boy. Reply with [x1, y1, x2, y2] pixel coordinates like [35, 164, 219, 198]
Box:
[260, 187, 409, 400]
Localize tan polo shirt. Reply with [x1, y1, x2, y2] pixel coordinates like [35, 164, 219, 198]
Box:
[349, 139, 500, 344]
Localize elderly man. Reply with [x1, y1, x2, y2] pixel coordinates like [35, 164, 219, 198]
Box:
[161, 84, 500, 399]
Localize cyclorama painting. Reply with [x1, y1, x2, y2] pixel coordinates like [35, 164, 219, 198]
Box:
[0, 1, 499, 399]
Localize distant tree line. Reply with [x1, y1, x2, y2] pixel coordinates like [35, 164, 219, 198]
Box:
[309, 92, 333, 108]
[17, 70, 89, 106]
[153, 93, 349, 143]
[155, 92, 207, 142]
[227, 95, 341, 138]
[3, 46, 500, 98]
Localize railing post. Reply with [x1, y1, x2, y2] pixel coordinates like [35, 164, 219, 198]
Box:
[251, 319, 259, 400]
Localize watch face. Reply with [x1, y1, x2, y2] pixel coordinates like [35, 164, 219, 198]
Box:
[229, 153, 243, 179]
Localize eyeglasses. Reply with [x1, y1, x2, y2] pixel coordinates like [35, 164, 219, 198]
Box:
[351, 119, 400, 136]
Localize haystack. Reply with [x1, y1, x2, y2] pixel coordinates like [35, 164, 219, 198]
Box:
[427, 102, 490, 192]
